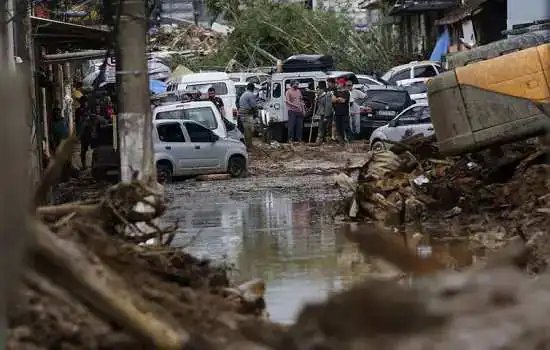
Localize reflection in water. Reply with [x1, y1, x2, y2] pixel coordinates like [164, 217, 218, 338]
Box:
[164, 185, 483, 324]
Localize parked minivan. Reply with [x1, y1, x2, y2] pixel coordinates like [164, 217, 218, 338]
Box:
[166, 72, 237, 123]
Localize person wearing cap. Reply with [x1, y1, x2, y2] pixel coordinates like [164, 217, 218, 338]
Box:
[346, 80, 366, 138]
[238, 82, 258, 148]
[332, 79, 351, 144]
[285, 80, 305, 143]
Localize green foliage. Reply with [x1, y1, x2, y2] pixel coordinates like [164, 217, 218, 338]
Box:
[201, 0, 403, 75]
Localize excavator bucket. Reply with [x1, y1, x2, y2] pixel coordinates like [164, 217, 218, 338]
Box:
[428, 30, 550, 155]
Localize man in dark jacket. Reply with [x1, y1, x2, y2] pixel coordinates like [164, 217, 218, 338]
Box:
[208, 87, 225, 117]
[331, 79, 351, 144]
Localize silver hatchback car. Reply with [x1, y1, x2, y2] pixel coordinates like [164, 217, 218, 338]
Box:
[154, 120, 248, 182]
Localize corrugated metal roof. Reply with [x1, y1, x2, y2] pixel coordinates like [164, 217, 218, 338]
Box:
[388, 0, 456, 16]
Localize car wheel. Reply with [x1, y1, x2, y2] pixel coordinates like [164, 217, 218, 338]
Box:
[228, 155, 247, 178]
[371, 140, 386, 152]
[156, 162, 173, 184]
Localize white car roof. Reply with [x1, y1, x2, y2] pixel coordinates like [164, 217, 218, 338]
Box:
[153, 100, 216, 114]
[390, 60, 441, 71]
[176, 72, 231, 83]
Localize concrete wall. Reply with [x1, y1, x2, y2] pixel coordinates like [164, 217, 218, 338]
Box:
[507, 0, 550, 30]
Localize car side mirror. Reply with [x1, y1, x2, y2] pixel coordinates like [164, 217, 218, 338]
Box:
[210, 133, 220, 142]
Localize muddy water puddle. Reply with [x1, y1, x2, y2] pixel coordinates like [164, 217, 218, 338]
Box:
[163, 175, 485, 323]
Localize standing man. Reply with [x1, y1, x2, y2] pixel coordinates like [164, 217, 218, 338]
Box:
[347, 80, 366, 138]
[332, 79, 351, 144]
[326, 78, 337, 141]
[208, 87, 225, 117]
[285, 80, 305, 143]
[80, 105, 99, 170]
[238, 82, 257, 149]
[314, 81, 333, 145]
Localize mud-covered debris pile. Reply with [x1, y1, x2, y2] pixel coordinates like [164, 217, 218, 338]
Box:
[149, 24, 224, 55]
[333, 134, 548, 228]
[9, 139, 273, 349]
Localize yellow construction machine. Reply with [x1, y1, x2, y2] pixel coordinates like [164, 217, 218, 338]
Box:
[427, 23, 550, 155]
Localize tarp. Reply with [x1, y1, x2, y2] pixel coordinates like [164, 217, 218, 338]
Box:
[430, 27, 450, 62]
[150, 79, 167, 94]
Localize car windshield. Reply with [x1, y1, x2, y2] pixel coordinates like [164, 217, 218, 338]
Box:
[403, 83, 427, 95]
[361, 90, 409, 108]
[155, 106, 218, 129]
[186, 82, 228, 95]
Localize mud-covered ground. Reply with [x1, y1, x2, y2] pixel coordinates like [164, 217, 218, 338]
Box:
[10, 137, 550, 349]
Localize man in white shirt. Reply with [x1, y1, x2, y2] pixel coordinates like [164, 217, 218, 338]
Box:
[346, 81, 366, 138]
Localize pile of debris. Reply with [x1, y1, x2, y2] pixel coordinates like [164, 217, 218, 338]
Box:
[9, 144, 550, 349]
[149, 24, 224, 57]
[333, 134, 550, 259]
[8, 138, 271, 349]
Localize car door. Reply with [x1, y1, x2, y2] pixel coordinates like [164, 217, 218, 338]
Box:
[265, 80, 284, 122]
[155, 122, 191, 175]
[184, 122, 225, 171]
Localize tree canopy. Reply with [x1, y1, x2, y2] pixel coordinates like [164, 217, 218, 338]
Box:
[195, 0, 404, 75]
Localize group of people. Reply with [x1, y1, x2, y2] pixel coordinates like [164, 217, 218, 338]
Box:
[285, 77, 365, 144]
[48, 81, 115, 170]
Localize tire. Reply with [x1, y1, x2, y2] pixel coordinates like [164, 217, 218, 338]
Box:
[270, 123, 287, 143]
[156, 162, 173, 184]
[371, 140, 386, 152]
[228, 155, 247, 178]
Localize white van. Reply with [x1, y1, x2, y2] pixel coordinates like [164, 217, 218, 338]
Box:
[259, 70, 359, 142]
[166, 72, 237, 123]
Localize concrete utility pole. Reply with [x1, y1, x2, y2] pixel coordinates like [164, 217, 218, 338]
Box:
[117, 0, 155, 182]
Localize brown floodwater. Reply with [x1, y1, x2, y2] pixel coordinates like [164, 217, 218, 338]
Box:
[162, 175, 485, 324]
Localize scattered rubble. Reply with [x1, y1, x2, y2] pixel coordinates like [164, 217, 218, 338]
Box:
[9, 139, 271, 349]
[333, 134, 550, 272]
[149, 24, 224, 59]
[10, 134, 550, 349]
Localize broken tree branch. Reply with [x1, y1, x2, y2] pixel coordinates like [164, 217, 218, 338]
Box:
[28, 220, 189, 348]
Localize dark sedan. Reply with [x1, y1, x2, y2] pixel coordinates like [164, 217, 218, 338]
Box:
[357, 87, 414, 137]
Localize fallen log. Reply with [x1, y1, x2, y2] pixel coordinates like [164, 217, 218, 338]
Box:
[28, 220, 189, 348]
